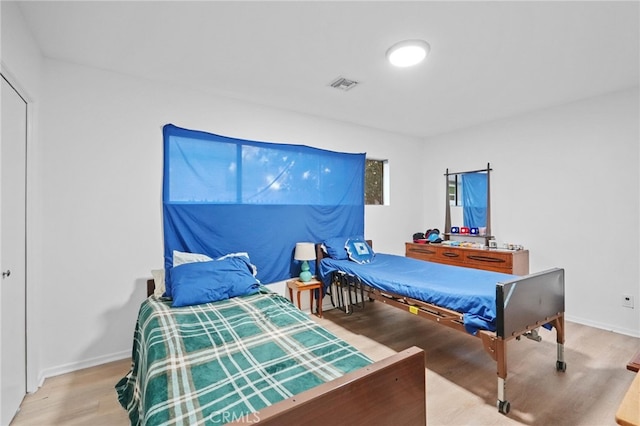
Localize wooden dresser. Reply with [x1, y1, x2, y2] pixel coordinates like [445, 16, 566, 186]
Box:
[405, 242, 529, 275]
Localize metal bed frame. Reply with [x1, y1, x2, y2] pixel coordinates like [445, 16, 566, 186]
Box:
[327, 271, 366, 314]
[316, 242, 566, 415]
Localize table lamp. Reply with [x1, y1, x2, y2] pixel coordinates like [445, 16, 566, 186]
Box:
[294, 242, 315, 282]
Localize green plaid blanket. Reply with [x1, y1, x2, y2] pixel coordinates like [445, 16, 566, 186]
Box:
[116, 288, 371, 425]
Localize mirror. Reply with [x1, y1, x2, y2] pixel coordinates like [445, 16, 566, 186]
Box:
[444, 163, 492, 241]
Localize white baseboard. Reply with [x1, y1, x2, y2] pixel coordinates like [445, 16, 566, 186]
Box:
[37, 350, 131, 387]
[565, 314, 640, 338]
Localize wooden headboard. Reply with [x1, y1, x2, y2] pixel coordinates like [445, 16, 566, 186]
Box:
[146, 279, 155, 298]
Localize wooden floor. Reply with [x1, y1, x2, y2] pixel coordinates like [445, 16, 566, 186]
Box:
[11, 358, 130, 426]
[10, 301, 639, 425]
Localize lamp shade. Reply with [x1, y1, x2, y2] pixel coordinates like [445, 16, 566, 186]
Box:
[294, 242, 316, 261]
[294, 242, 315, 282]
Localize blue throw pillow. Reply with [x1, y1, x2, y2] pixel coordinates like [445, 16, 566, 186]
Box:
[345, 238, 375, 264]
[224, 257, 261, 298]
[324, 235, 364, 260]
[170, 257, 260, 308]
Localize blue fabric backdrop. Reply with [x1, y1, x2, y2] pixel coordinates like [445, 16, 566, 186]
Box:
[163, 124, 365, 284]
[461, 172, 488, 228]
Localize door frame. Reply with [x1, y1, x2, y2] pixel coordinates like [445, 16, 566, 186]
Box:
[0, 66, 39, 394]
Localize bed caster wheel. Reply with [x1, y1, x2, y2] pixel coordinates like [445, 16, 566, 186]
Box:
[497, 400, 510, 415]
[556, 361, 567, 372]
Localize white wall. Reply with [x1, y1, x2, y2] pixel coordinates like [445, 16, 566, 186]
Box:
[36, 59, 424, 377]
[422, 88, 640, 337]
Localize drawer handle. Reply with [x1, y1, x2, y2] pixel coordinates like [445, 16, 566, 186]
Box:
[442, 252, 460, 258]
[410, 248, 436, 255]
[467, 255, 506, 263]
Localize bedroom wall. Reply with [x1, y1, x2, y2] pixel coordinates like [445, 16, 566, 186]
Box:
[36, 58, 424, 378]
[421, 88, 640, 337]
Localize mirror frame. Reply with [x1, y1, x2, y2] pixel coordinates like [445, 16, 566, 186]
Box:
[444, 163, 492, 243]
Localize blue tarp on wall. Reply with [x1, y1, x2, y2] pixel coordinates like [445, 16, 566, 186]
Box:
[163, 124, 365, 284]
[461, 172, 487, 229]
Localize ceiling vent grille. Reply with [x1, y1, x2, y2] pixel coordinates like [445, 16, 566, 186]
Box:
[329, 77, 359, 91]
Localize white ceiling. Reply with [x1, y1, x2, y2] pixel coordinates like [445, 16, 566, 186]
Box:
[17, 1, 640, 139]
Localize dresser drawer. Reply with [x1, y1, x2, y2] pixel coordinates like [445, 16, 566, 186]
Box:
[405, 245, 438, 262]
[433, 247, 466, 267]
[462, 251, 513, 272]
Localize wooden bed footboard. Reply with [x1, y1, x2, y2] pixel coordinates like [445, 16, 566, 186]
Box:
[240, 346, 426, 425]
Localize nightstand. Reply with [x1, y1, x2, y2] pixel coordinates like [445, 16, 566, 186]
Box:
[287, 278, 323, 318]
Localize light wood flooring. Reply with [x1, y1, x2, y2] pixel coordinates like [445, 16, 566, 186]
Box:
[10, 301, 639, 425]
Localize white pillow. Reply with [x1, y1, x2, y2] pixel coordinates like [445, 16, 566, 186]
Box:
[172, 250, 214, 267]
[215, 252, 258, 276]
[151, 269, 166, 298]
[216, 251, 249, 261]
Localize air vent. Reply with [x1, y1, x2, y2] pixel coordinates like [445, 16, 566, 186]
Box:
[329, 77, 359, 91]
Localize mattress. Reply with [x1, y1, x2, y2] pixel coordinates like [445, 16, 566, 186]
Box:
[320, 253, 516, 334]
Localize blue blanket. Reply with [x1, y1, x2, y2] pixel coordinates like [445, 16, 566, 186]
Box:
[320, 253, 516, 334]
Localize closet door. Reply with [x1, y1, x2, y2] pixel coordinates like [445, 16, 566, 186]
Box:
[0, 75, 27, 426]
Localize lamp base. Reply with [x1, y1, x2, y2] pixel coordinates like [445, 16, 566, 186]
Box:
[299, 260, 312, 282]
[299, 270, 312, 282]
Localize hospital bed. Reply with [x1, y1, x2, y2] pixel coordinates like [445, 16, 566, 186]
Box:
[317, 240, 566, 415]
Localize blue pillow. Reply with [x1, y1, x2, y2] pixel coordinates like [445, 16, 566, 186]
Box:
[170, 257, 260, 308]
[324, 235, 364, 260]
[224, 257, 261, 298]
[345, 238, 375, 264]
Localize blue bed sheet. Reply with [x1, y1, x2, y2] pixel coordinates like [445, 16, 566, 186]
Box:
[320, 253, 517, 334]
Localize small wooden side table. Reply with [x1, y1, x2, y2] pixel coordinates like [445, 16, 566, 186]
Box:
[287, 278, 323, 318]
[626, 350, 640, 372]
[616, 372, 640, 426]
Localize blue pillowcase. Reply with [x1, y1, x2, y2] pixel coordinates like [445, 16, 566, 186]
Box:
[170, 256, 260, 307]
[345, 238, 375, 264]
[324, 235, 364, 260]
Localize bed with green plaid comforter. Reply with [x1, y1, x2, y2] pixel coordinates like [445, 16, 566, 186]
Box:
[116, 288, 372, 425]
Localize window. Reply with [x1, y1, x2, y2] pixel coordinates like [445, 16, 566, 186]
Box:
[167, 133, 363, 206]
[365, 159, 387, 205]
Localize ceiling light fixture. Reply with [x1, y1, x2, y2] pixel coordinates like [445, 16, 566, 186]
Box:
[386, 39, 430, 67]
